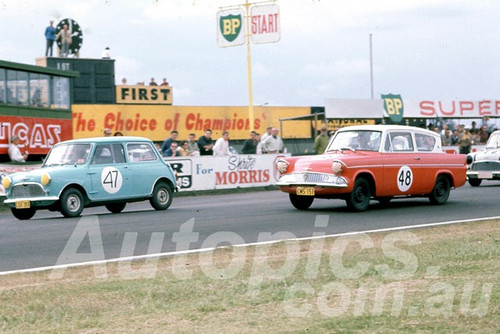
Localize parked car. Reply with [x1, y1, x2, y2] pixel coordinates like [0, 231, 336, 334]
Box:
[276, 125, 467, 211]
[2, 137, 178, 220]
[466, 130, 500, 186]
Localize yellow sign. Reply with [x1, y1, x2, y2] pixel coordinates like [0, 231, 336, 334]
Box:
[116, 85, 173, 105]
[72, 105, 311, 140]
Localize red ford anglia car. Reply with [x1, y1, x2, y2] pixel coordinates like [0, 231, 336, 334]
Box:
[276, 125, 467, 211]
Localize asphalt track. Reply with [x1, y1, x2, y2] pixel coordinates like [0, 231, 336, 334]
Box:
[0, 181, 499, 272]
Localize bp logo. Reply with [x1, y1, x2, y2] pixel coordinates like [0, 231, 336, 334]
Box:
[382, 94, 404, 123]
[220, 14, 242, 42]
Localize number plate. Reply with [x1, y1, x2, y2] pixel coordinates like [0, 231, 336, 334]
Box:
[478, 171, 493, 179]
[15, 200, 31, 209]
[296, 187, 315, 196]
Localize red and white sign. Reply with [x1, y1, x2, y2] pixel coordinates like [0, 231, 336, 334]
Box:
[0, 116, 72, 155]
[166, 153, 290, 191]
[250, 4, 280, 44]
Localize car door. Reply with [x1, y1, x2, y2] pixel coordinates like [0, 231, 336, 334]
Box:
[381, 131, 426, 196]
[126, 142, 162, 196]
[88, 143, 134, 201]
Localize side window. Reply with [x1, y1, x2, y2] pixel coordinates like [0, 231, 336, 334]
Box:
[388, 132, 414, 152]
[112, 144, 126, 163]
[127, 143, 158, 162]
[92, 144, 114, 164]
[415, 133, 436, 152]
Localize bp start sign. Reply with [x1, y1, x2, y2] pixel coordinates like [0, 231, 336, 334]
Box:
[217, 3, 280, 47]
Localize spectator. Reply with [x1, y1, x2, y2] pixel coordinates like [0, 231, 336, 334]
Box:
[198, 129, 214, 156]
[314, 126, 329, 154]
[56, 24, 72, 57]
[441, 129, 451, 146]
[113, 131, 124, 136]
[178, 141, 191, 156]
[458, 129, 471, 154]
[164, 141, 180, 157]
[479, 125, 489, 144]
[8, 136, 28, 163]
[213, 131, 231, 156]
[255, 133, 263, 155]
[260, 126, 273, 154]
[149, 78, 158, 86]
[101, 47, 110, 59]
[241, 131, 258, 154]
[451, 130, 460, 145]
[160, 78, 169, 86]
[187, 133, 200, 156]
[160, 130, 179, 155]
[262, 127, 284, 154]
[103, 128, 112, 136]
[261, 126, 273, 143]
[121, 78, 127, 85]
[44, 20, 56, 57]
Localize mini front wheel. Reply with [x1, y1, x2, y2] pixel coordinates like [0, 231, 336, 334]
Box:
[60, 188, 84, 218]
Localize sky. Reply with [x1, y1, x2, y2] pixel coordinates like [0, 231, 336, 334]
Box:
[1, 0, 499, 107]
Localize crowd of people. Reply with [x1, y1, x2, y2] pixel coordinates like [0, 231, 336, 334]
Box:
[428, 121, 494, 154]
[157, 127, 285, 158]
[120, 77, 170, 86]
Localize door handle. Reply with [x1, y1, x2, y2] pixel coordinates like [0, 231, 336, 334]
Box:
[414, 157, 421, 160]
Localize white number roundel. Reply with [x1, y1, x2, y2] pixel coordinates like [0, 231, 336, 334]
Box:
[101, 167, 123, 194]
[397, 166, 413, 192]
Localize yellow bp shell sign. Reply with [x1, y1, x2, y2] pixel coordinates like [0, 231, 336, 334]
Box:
[217, 8, 245, 47]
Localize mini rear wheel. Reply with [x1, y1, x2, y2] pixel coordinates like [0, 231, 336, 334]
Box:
[150, 182, 173, 210]
[11, 208, 36, 220]
[289, 193, 314, 210]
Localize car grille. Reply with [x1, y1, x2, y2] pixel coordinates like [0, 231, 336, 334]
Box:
[295, 172, 329, 183]
[11, 184, 46, 199]
[471, 161, 500, 171]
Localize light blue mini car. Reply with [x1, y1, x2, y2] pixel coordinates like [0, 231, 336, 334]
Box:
[3, 137, 178, 220]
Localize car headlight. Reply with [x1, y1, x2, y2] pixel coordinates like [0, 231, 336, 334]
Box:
[2, 176, 11, 189]
[276, 159, 290, 174]
[41, 173, 51, 186]
[332, 161, 343, 174]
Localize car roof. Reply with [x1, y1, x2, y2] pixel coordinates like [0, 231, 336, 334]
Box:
[336, 124, 438, 136]
[58, 136, 153, 145]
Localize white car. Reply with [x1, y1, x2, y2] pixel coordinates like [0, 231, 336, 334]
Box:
[466, 130, 500, 186]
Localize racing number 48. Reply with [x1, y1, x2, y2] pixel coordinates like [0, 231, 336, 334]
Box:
[399, 169, 412, 186]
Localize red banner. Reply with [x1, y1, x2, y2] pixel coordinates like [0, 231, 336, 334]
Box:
[0, 116, 72, 155]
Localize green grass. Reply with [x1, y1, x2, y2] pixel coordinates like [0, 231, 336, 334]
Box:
[0, 220, 498, 333]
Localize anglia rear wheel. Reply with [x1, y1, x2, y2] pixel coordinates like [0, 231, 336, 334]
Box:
[346, 177, 371, 212]
[429, 175, 450, 205]
[289, 193, 314, 210]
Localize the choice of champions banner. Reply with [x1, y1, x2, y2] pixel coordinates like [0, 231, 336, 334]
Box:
[72, 105, 311, 140]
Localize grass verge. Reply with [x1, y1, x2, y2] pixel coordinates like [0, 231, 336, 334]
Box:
[0, 219, 498, 333]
